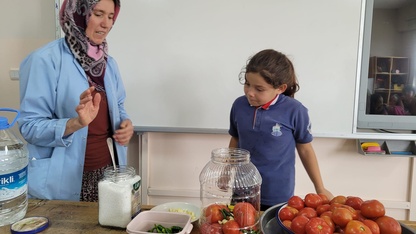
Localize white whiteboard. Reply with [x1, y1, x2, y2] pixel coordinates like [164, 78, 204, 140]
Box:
[104, 0, 362, 135]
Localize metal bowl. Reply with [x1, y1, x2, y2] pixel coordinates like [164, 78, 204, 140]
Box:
[260, 203, 290, 234]
[261, 202, 416, 234]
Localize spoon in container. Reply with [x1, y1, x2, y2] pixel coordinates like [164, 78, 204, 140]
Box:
[107, 137, 117, 170]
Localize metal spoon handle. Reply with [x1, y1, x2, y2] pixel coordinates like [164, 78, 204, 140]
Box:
[106, 137, 117, 170]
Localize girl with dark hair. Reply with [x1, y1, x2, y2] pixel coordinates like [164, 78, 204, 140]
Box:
[229, 49, 333, 210]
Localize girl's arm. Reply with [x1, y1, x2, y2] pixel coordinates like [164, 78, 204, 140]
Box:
[229, 136, 239, 148]
[296, 142, 334, 199]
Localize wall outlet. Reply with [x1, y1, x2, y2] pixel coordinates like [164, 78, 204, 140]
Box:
[9, 68, 19, 80]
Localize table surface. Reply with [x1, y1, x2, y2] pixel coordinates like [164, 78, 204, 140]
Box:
[1, 199, 415, 234]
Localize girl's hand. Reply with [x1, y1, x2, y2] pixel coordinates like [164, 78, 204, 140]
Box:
[316, 187, 334, 201]
[113, 119, 134, 146]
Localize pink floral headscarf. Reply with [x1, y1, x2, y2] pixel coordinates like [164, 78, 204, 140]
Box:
[59, 0, 120, 91]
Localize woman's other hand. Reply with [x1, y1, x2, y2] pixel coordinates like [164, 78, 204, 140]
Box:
[113, 119, 133, 146]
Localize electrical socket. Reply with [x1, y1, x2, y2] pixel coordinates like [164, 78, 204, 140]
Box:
[9, 68, 19, 80]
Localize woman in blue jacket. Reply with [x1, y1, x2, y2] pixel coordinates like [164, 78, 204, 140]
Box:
[18, 0, 134, 201]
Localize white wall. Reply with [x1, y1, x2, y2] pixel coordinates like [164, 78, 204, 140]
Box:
[140, 132, 414, 221]
[0, 0, 55, 132]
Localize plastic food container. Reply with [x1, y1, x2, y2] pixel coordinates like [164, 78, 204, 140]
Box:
[150, 202, 201, 223]
[126, 211, 193, 234]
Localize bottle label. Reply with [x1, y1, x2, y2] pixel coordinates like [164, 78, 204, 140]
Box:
[131, 178, 141, 218]
[0, 166, 28, 200]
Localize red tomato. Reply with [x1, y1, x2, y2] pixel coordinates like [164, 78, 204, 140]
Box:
[340, 205, 358, 220]
[316, 204, 331, 216]
[282, 220, 292, 231]
[288, 195, 305, 210]
[200, 222, 223, 234]
[344, 220, 372, 234]
[305, 217, 332, 234]
[222, 220, 240, 234]
[304, 193, 323, 209]
[362, 219, 380, 234]
[204, 203, 228, 224]
[330, 203, 343, 212]
[360, 200, 385, 219]
[233, 202, 256, 227]
[330, 195, 347, 205]
[332, 207, 353, 228]
[355, 210, 366, 222]
[320, 215, 335, 233]
[298, 207, 318, 219]
[318, 194, 330, 205]
[375, 215, 401, 234]
[319, 211, 332, 219]
[279, 206, 299, 221]
[291, 215, 310, 234]
[345, 196, 364, 210]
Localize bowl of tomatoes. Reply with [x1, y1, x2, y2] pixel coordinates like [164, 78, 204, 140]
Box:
[276, 193, 409, 234]
[276, 203, 295, 234]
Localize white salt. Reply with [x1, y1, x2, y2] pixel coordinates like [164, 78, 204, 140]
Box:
[98, 175, 141, 228]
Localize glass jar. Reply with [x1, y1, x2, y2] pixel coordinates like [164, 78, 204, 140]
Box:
[199, 148, 262, 233]
[98, 165, 141, 228]
[0, 108, 29, 227]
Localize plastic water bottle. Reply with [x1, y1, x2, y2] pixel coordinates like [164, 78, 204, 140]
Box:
[0, 108, 29, 227]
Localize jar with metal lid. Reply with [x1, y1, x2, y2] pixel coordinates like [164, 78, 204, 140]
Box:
[199, 148, 262, 233]
[98, 165, 141, 228]
[0, 108, 29, 227]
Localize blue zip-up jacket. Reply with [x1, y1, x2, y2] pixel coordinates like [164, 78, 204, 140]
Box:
[18, 38, 130, 201]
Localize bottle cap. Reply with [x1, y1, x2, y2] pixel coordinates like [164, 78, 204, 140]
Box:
[0, 116, 9, 130]
[10, 217, 49, 234]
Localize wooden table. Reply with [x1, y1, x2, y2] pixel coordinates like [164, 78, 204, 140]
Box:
[1, 199, 415, 233]
[0, 199, 125, 234]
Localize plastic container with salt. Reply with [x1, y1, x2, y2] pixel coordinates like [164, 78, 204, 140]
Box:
[98, 165, 141, 228]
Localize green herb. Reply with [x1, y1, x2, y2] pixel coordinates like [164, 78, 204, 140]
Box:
[220, 208, 233, 219]
[148, 224, 184, 233]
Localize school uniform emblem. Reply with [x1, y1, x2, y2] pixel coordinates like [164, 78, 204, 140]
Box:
[271, 123, 282, 136]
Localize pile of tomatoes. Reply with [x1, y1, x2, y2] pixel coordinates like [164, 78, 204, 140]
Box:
[200, 202, 259, 234]
[278, 193, 402, 234]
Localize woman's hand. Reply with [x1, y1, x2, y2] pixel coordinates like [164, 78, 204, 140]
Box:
[76, 86, 101, 126]
[65, 87, 101, 136]
[113, 119, 134, 146]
